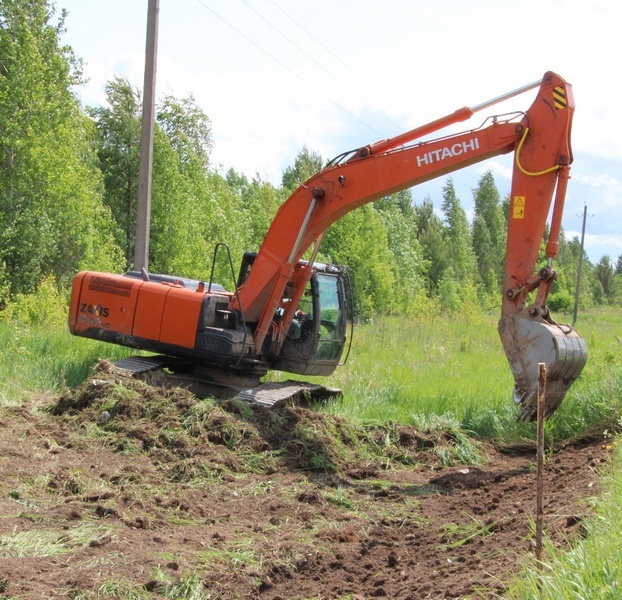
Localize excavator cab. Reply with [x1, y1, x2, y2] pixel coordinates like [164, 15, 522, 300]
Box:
[237, 253, 350, 377]
[269, 265, 350, 377]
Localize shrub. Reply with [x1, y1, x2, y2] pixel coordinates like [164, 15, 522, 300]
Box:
[0, 277, 68, 329]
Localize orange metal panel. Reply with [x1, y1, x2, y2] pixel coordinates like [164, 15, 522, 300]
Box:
[71, 272, 141, 335]
[68, 271, 87, 333]
[132, 283, 169, 340]
[159, 286, 204, 348]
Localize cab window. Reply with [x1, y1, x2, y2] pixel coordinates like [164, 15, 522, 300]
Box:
[315, 274, 344, 361]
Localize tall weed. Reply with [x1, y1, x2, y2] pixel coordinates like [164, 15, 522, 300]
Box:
[0, 276, 68, 328]
[0, 278, 132, 405]
[320, 308, 622, 443]
[508, 443, 622, 599]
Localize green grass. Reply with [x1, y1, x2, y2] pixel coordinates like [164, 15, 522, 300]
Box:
[1, 305, 621, 444]
[507, 443, 622, 599]
[316, 308, 622, 443]
[320, 312, 518, 428]
[0, 320, 133, 405]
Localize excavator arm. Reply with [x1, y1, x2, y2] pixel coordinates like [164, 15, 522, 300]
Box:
[232, 71, 586, 419]
[499, 80, 587, 419]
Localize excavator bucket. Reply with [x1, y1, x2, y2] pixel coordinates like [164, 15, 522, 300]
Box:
[498, 308, 587, 421]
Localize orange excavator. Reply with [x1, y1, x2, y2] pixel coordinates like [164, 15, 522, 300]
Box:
[69, 71, 587, 420]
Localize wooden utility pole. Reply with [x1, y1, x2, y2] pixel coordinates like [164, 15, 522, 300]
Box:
[135, 0, 159, 272]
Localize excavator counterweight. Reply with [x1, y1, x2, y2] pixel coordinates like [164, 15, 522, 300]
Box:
[69, 71, 587, 419]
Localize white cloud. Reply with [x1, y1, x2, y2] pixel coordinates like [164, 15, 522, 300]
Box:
[574, 173, 621, 189]
[583, 234, 622, 260]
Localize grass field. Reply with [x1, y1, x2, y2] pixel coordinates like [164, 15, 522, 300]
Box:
[314, 307, 622, 444]
[1, 302, 622, 598]
[1, 305, 621, 444]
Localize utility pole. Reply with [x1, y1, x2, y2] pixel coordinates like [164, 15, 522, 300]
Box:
[572, 203, 588, 327]
[134, 0, 159, 272]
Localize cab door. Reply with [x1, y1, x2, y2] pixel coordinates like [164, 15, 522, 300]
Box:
[273, 269, 348, 376]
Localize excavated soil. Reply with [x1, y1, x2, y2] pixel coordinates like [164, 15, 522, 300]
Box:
[0, 363, 610, 599]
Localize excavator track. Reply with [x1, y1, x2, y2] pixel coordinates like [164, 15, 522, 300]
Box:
[112, 356, 342, 408]
[236, 381, 342, 408]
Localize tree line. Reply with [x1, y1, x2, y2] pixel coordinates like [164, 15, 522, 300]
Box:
[1, 0, 620, 321]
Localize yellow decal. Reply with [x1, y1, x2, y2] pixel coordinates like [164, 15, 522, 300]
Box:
[553, 86, 567, 110]
[513, 196, 525, 219]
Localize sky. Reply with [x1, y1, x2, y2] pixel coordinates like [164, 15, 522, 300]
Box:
[56, 0, 621, 264]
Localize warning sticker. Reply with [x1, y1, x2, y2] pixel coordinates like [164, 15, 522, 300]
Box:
[553, 86, 567, 110]
[513, 196, 525, 219]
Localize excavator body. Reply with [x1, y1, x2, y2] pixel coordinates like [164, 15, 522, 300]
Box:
[68, 256, 350, 397]
[69, 71, 587, 419]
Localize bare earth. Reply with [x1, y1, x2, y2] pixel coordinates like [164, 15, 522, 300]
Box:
[0, 364, 608, 599]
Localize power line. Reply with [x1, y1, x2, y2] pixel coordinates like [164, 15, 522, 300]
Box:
[194, 0, 387, 139]
[270, 0, 409, 123]
[267, 0, 505, 198]
[266, 0, 409, 131]
[193, 0, 503, 201]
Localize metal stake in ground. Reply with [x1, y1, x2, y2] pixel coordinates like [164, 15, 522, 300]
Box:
[536, 362, 547, 565]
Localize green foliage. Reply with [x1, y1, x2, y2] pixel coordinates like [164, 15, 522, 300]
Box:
[509, 443, 622, 599]
[441, 178, 477, 286]
[437, 270, 462, 313]
[375, 191, 427, 314]
[413, 197, 447, 295]
[0, 0, 121, 292]
[281, 144, 323, 190]
[90, 76, 142, 268]
[471, 170, 506, 288]
[612, 273, 622, 305]
[157, 92, 212, 170]
[551, 234, 596, 310]
[0, 276, 67, 328]
[227, 170, 286, 252]
[547, 289, 573, 313]
[594, 255, 616, 304]
[149, 93, 238, 283]
[321, 205, 395, 321]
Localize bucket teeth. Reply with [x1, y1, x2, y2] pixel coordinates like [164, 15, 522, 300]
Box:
[498, 309, 587, 421]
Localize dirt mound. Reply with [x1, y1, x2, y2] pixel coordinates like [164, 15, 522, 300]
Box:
[49, 363, 471, 479]
[0, 366, 610, 599]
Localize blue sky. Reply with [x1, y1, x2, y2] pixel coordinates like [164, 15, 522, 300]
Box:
[57, 0, 621, 263]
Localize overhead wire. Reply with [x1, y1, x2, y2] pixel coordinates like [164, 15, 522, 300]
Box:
[241, 0, 406, 133]
[193, 0, 494, 201]
[264, 0, 489, 195]
[194, 0, 388, 139]
[269, 0, 411, 125]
